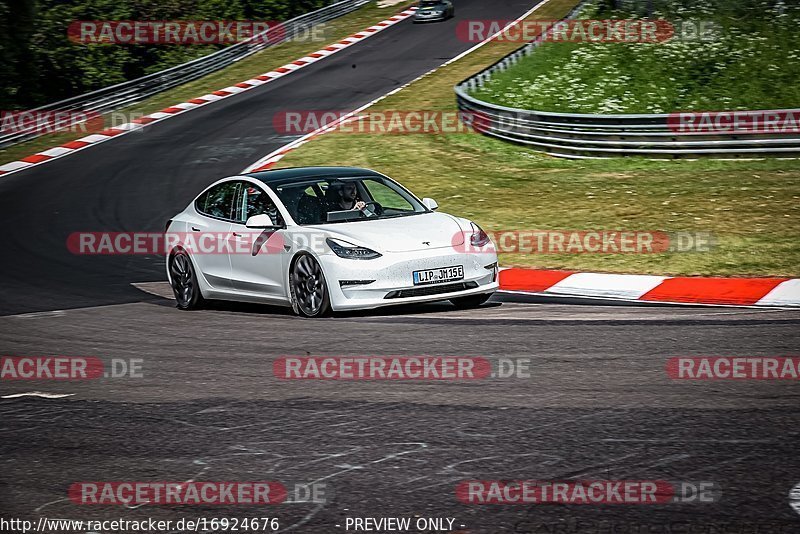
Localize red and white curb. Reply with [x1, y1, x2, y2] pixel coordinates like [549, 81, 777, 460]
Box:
[499, 268, 800, 307]
[0, 7, 417, 178]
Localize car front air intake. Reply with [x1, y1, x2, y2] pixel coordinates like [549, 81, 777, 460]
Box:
[384, 281, 478, 299]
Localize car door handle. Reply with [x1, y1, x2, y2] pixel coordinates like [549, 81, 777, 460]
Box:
[232, 232, 243, 237]
[191, 226, 201, 232]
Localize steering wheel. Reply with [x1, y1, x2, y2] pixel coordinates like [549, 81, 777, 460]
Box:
[361, 201, 383, 217]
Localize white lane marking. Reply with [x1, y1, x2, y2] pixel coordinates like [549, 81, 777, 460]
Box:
[6, 310, 67, 319]
[790, 483, 800, 516]
[1, 392, 75, 399]
[0, 303, 124, 319]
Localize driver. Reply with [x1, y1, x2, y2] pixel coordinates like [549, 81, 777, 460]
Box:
[330, 182, 366, 211]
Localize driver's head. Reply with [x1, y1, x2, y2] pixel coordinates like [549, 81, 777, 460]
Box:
[340, 182, 357, 201]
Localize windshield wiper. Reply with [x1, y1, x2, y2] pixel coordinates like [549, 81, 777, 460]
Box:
[375, 212, 423, 220]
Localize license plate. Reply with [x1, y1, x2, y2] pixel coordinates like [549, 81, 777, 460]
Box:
[413, 265, 464, 286]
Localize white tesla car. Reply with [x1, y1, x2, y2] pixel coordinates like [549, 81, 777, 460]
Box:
[166, 167, 498, 317]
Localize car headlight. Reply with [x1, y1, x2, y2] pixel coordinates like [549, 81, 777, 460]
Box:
[469, 222, 491, 247]
[326, 238, 382, 260]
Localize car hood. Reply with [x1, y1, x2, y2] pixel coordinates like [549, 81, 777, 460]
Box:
[307, 212, 466, 253]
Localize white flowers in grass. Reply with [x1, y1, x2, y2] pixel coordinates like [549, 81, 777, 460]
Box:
[472, 0, 799, 114]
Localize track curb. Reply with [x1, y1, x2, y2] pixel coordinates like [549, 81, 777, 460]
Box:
[499, 268, 800, 307]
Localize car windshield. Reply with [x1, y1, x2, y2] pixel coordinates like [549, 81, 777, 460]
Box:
[271, 175, 428, 226]
[420, 1, 441, 7]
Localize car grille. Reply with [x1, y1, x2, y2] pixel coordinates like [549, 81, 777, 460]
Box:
[384, 281, 478, 299]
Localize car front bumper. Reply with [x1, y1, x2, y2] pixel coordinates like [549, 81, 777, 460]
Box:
[414, 13, 447, 22]
[319, 247, 499, 311]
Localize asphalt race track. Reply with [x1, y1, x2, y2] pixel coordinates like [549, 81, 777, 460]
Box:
[1, 0, 799, 532]
[2, 299, 800, 532]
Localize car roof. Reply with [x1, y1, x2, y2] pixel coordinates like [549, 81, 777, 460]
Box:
[243, 166, 383, 185]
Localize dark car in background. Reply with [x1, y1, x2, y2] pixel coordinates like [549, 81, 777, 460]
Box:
[413, 0, 455, 22]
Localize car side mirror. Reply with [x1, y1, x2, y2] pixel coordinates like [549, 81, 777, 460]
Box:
[245, 214, 277, 228]
[422, 198, 439, 211]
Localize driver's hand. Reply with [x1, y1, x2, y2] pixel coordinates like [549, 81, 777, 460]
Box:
[354, 201, 366, 211]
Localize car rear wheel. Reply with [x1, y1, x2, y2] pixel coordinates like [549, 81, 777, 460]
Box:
[290, 254, 331, 317]
[169, 250, 205, 310]
[450, 293, 492, 309]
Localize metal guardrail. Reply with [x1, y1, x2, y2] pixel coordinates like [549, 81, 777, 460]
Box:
[455, 3, 800, 159]
[0, 0, 371, 149]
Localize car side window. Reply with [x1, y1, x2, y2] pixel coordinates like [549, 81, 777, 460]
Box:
[233, 182, 284, 227]
[196, 182, 239, 220]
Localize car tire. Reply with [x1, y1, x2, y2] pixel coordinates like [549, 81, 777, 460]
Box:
[290, 254, 331, 318]
[169, 249, 206, 310]
[450, 293, 492, 309]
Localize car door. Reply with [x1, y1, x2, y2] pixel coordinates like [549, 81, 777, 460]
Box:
[228, 181, 288, 300]
[188, 181, 237, 290]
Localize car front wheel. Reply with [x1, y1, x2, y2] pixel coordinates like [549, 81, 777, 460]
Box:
[290, 254, 331, 317]
[169, 250, 205, 310]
